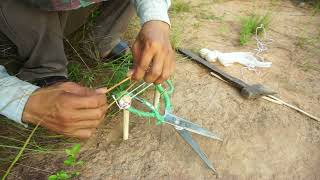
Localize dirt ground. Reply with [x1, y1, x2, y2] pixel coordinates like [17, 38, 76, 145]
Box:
[9, 0, 320, 179]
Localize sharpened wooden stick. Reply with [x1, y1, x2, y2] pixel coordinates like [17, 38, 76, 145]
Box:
[153, 90, 161, 108]
[105, 76, 131, 94]
[123, 109, 130, 140]
[267, 95, 320, 122]
[210, 71, 320, 122]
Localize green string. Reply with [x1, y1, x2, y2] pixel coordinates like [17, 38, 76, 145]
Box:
[126, 80, 174, 125]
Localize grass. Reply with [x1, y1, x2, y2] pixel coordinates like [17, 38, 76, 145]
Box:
[298, 58, 320, 72]
[313, 0, 320, 13]
[170, 24, 183, 50]
[1, 123, 40, 180]
[239, 14, 271, 45]
[0, 118, 68, 178]
[171, 0, 191, 14]
[197, 12, 225, 21]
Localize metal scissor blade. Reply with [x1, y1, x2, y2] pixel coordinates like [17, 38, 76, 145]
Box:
[164, 113, 223, 141]
[177, 129, 217, 174]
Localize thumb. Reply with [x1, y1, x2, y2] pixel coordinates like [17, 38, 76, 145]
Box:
[127, 69, 134, 77]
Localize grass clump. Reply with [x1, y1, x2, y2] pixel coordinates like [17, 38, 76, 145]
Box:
[170, 25, 183, 50]
[67, 62, 95, 87]
[239, 14, 271, 45]
[171, 0, 191, 13]
[313, 1, 320, 13]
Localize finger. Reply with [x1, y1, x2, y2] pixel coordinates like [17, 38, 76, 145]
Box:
[131, 42, 141, 76]
[144, 52, 164, 83]
[95, 88, 108, 94]
[63, 92, 107, 109]
[133, 44, 155, 80]
[67, 129, 94, 139]
[70, 105, 108, 121]
[69, 120, 101, 130]
[57, 82, 95, 96]
[170, 52, 176, 75]
[154, 54, 172, 84]
[127, 69, 134, 77]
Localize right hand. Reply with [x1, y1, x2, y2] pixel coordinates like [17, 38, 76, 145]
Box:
[22, 82, 108, 139]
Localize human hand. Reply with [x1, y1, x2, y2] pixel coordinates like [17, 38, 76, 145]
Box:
[131, 20, 176, 84]
[22, 82, 108, 139]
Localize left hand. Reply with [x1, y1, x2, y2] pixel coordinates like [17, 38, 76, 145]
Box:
[131, 20, 176, 84]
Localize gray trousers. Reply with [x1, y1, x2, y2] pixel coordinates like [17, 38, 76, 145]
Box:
[0, 0, 134, 81]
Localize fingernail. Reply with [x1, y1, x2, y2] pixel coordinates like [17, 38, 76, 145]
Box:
[95, 88, 108, 94]
[127, 69, 134, 77]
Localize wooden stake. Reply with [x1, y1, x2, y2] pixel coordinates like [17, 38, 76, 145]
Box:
[123, 109, 130, 140]
[153, 90, 161, 108]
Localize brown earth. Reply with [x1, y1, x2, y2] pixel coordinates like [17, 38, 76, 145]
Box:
[9, 0, 320, 179]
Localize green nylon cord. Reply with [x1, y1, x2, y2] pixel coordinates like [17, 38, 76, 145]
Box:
[126, 80, 174, 124]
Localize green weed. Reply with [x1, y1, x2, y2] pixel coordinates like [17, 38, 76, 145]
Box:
[101, 54, 133, 93]
[170, 25, 183, 49]
[171, 0, 191, 13]
[239, 14, 271, 45]
[313, 1, 320, 13]
[48, 144, 83, 180]
[197, 12, 225, 21]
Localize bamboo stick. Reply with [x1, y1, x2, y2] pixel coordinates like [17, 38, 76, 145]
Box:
[210, 72, 320, 122]
[104, 76, 131, 94]
[267, 95, 320, 122]
[123, 110, 130, 140]
[153, 90, 161, 108]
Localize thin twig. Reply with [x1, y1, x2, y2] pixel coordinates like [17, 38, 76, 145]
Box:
[104, 77, 131, 94]
[65, 38, 91, 71]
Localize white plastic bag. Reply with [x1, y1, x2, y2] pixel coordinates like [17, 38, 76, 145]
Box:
[199, 48, 272, 68]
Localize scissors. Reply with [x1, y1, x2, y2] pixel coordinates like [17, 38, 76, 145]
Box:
[120, 80, 223, 174]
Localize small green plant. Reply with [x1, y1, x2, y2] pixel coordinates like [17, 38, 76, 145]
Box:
[171, 0, 191, 13]
[48, 144, 83, 180]
[67, 62, 95, 86]
[170, 25, 183, 49]
[239, 14, 271, 45]
[313, 1, 320, 14]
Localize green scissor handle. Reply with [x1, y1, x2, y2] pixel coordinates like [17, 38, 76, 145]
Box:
[127, 80, 174, 124]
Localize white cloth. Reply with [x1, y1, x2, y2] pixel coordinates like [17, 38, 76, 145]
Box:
[199, 48, 272, 68]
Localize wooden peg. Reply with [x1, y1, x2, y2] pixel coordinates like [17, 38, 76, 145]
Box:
[123, 109, 130, 140]
[153, 90, 161, 108]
